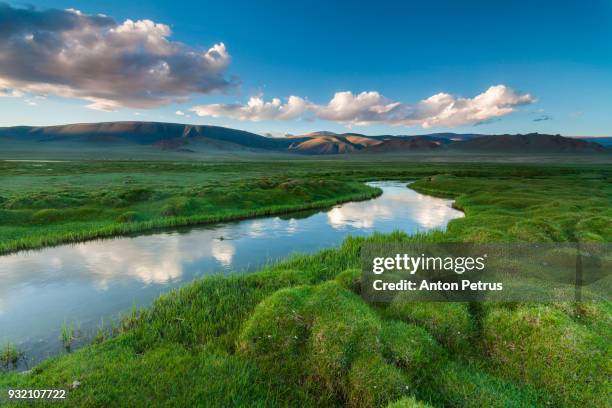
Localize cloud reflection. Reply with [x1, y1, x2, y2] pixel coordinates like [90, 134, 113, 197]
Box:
[0, 183, 462, 310]
[0, 226, 238, 296]
[211, 239, 235, 266]
[327, 184, 462, 230]
[327, 203, 393, 229]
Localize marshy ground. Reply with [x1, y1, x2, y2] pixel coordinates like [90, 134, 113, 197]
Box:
[0, 159, 610, 407]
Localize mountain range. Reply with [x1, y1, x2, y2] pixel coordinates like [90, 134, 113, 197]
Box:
[0, 121, 608, 156]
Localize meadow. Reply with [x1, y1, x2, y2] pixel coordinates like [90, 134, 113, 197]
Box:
[0, 160, 384, 254]
[0, 159, 610, 407]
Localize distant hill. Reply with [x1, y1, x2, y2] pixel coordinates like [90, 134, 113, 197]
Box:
[288, 132, 453, 154]
[451, 133, 606, 153]
[0, 122, 295, 152]
[360, 137, 442, 153]
[289, 136, 360, 154]
[412, 132, 483, 142]
[0, 122, 608, 157]
[288, 133, 385, 154]
[575, 137, 612, 147]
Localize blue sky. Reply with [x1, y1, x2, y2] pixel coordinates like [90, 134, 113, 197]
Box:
[0, 0, 610, 135]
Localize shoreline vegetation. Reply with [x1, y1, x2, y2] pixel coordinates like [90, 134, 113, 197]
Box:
[0, 187, 382, 255]
[0, 159, 610, 407]
[2, 159, 608, 255]
[0, 160, 399, 255]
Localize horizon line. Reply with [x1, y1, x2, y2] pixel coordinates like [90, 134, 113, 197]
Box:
[0, 120, 609, 139]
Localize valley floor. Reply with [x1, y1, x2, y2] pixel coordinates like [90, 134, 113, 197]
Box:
[0, 159, 611, 407]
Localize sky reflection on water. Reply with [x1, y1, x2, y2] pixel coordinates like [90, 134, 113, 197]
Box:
[0, 181, 463, 366]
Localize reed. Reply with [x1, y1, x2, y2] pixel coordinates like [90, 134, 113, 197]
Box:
[0, 341, 23, 369]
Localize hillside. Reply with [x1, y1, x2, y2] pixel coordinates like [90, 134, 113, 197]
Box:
[576, 136, 612, 147]
[0, 122, 608, 157]
[361, 137, 442, 153]
[287, 132, 451, 154]
[288, 133, 384, 154]
[0, 122, 295, 152]
[452, 133, 606, 153]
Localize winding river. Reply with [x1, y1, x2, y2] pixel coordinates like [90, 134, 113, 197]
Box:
[0, 181, 463, 367]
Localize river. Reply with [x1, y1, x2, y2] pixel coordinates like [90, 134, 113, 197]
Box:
[0, 181, 463, 368]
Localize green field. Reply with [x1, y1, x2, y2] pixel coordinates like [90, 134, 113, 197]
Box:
[1, 159, 611, 407]
[0, 160, 384, 254]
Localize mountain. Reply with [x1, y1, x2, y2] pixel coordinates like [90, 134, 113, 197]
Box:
[287, 133, 384, 154]
[287, 132, 454, 154]
[410, 132, 483, 142]
[289, 136, 361, 154]
[0, 122, 295, 152]
[450, 133, 606, 153]
[575, 137, 612, 147]
[0, 122, 608, 157]
[360, 137, 442, 153]
[304, 131, 343, 137]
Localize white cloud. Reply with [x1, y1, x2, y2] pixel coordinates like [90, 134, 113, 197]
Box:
[191, 95, 311, 121]
[0, 226, 238, 291]
[413, 85, 535, 128]
[175, 110, 185, 116]
[190, 85, 535, 128]
[0, 4, 233, 110]
[313, 91, 400, 125]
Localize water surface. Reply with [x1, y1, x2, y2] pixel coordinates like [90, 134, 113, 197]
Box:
[0, 181, 463, 367]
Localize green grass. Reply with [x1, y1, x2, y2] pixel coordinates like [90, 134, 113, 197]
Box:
[0, 160, 391, 254]
[0, 342, 23, 370]
[61, 323, 77, 353]
[0, 159, 610, 407]
[2, 159, 610, 253]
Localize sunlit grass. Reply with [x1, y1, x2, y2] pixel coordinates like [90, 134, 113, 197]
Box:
[0, 160, 610, 406]
[0, 164, 383, 254]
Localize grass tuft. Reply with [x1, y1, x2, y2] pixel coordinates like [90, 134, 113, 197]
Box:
[0, 342, 23, 370]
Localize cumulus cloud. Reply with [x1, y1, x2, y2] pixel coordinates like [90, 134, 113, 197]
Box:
[191, 95, 311, 121]
[312, 91, 400, 125]
[191, 85, 535, 128]
[0, 3, 233, 110]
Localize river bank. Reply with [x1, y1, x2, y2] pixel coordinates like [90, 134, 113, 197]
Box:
[1, 161, 610, 407]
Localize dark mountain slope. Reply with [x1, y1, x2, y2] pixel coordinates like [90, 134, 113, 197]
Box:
[0, 123, 607, 156]
[0, 122, 295, 151]
[451, 133, 605, 153]
[360, 137, 442, 153]
[576, 137, 612, 147]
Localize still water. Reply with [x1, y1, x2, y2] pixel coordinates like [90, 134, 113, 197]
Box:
[0, 181, 463, 367]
